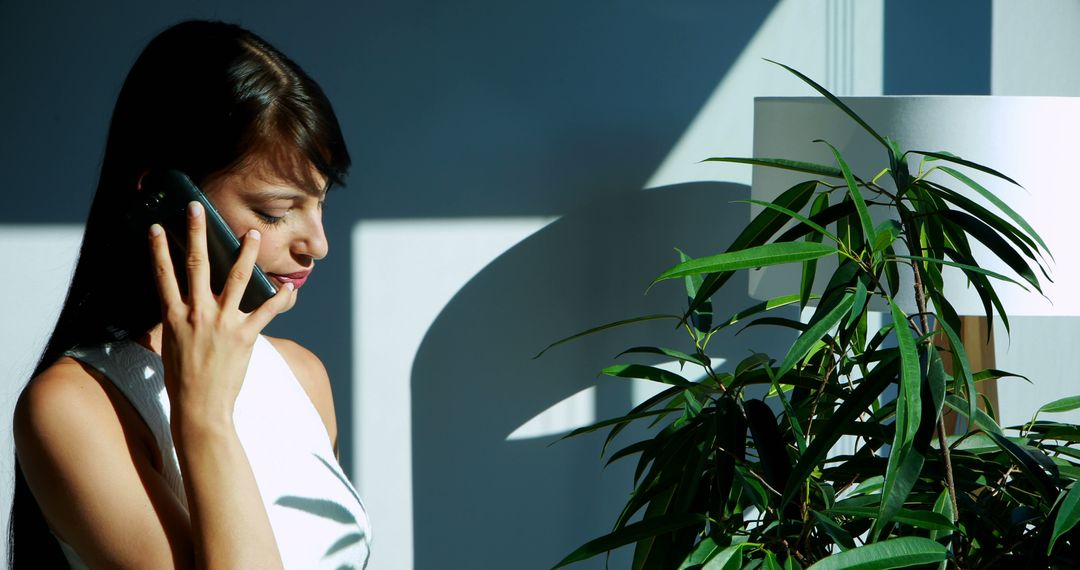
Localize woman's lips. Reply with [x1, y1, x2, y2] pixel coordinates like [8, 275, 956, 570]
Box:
[268, 270, 311, 289]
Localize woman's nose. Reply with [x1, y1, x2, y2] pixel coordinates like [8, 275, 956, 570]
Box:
[294, 213, 329, 261]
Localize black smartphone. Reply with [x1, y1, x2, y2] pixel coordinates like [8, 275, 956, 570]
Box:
[133, 169, 278, 312]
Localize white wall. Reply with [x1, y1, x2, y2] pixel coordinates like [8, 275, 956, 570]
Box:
[0, 226, 83, 570]
[991, 0, 1080, 427]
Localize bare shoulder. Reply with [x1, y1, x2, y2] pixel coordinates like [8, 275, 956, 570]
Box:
[264, 336, 338, 450]
[15, 357, 118, 448]
[14, 357, 192, 567]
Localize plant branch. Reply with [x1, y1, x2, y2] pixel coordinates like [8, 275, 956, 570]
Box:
[902, 207, 961, 530]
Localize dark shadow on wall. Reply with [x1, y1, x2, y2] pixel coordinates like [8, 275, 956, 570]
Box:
[410, 182, 800, 569]
[883, 0, 990, 95]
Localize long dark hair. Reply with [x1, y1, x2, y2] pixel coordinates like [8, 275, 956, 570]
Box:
[9, 20, 350, 566]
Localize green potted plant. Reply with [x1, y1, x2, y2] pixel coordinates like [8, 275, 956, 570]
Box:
[539, 62, 1080, 569]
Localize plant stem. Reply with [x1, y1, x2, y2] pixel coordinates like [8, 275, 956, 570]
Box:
[904, 215, 961, 524]
[936, 421, 958, 518]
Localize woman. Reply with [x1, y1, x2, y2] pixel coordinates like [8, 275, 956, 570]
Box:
[10, 20, 370, 568]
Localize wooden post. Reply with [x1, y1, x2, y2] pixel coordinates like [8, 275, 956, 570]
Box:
[940, 316, 998, 434]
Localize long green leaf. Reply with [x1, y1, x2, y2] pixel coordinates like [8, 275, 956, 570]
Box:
[655, 242, 838, 284]
[933, 167, 1047, 259]
[1039, 395, 1080, 414]
[623, 453, 681, 527]
[892, 254, 1025, 289]
[820, 141, 876, 245]
[936, 316, 976, 421]
[729, 367, 845, 396]
[714, 294, 804, 330]
[913, 150, 1022, 187]
[940, 209, 1041, 292]
[883, 244, 901, 297]
[740, 198, 842, 245]
[827, 505, 955, 531]
[738, 317, 809, 334]
[559, 408, 672, 441]
[762, 360, 807, 455]
[926, 180, 1046, 265]
[811, 510, 856, 551]
[871, 220, 902, 257]
[551, 514, 706, 568]
[873, 447, 926, 541]
[802, 193, 831, 309]
[703, 156, 843, 178]
[745, 399, 792, 493]
[875, 299, 922, 538]
[677, 537, 722, 569]
[930, 489, 955, 543]
[766, 58, 889, 149]
[678, 248, 713, 335]
[777, 201, 858, 242]
[735, 352, 772, 378]
[602, 364, 693, 387]
[976, 369, 1032, 382]
[701, 543, 754, 570]
[805, 537, 946, 570]
[615, 346, 709, 368]
[777, 292, 855, 379]
[685, 181, 819, 321]
[847, 274, 868, 329]
[925, 344, 948, 433]
[886, 136, 911, 194]
[940, 245, 1012, 334]
[606, 439, 654, 466]
[890, 299, 921, 450]
[943, 395, 1002, 435]
[535, 314, 680, 358]
[620, 428, 695, 528]
[1049, 483, 1080, 553]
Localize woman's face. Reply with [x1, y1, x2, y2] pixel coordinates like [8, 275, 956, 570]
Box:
[202, 165, 329, 291]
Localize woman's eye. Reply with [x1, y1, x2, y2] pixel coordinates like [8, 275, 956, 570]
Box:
[255, 211, 285, 225]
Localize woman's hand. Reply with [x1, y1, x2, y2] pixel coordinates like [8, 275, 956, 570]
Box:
[148, 200, 295, 425]
[148, 200, 292, 568]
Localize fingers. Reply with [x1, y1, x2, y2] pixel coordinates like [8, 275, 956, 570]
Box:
[221, 229, 261, 310]
[247, 280, 297, 331]
[148, 224, 182, 308]
[185, 202, 212, 305]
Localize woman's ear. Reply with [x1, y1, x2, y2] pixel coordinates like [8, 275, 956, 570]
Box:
[135, 169, 151, 192]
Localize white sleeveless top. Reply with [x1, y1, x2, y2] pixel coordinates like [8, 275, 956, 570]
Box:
[59, 335, 371, 569]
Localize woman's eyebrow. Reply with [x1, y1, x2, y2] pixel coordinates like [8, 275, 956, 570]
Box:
[250, 188, 324, 201]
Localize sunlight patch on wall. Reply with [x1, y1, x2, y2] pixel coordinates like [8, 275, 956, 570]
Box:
[645, 0, 882, 190]
[352, 216, 555, 569]
[506, 386, 596, 441]
[0, 224, 84, 556]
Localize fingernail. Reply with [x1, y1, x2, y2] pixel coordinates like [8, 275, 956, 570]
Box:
[249, 229, 261, 241]
[149, 224, 163, 237]
[188, 201, 203, 217]
[285, 282, 295, 291]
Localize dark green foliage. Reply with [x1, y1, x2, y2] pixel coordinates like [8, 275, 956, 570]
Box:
[545, 63, 1077, 569]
